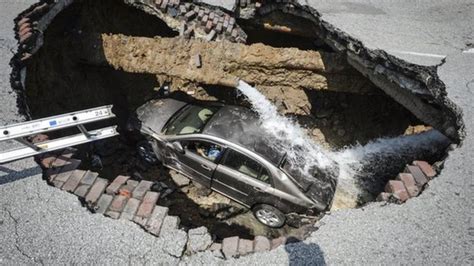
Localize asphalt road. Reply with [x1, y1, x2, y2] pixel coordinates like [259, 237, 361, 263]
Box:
[1, 0, 473, 264]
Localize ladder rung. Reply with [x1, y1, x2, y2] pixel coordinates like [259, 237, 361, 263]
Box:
[0, 105, 115, 141]
[0, 126, 118, 164]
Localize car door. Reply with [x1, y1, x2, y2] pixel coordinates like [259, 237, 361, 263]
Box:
[212, 149, 275, 207]
[169, 139, 224, 188]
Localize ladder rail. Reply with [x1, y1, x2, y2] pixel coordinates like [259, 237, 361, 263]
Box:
[0, 126, 119, 164]
[0, 105, 115, 141]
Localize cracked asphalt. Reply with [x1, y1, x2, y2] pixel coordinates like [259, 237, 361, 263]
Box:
[1, 0, 473, 264]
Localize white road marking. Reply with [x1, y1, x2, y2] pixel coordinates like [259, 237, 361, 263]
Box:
[462, 48, 474, 54]
[389, 50, 446, 58]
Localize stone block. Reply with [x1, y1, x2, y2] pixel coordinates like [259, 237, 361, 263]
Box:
[405, 165, 429, 188]
[105, 211, 120, 219]
[106, 175, 129, 195]
[271, 236, 287, 250]
[187, 226, 213, 253]
[184, 10, 196, 21]
[205, 30, 216, 41]
[397, 173, 420, 197]
[253, 236, 270, 252]
[108, 195, 128, 213]
[95, 194, 113, 214]
[136, 191, 160, 218]
[385, 180, 409, 202]
[132, 180, 154, 200]
[209, 242, 222, 251]
[413, 160, 436, 179]
[85, 178, 109, 205]
[238, 238, 253, 256]
[376, 192, 391, 202]
[222, 236, 239, 258]
[38, 154, 56, 169]
[145, 205, 169, 235]
[120, 198, 141, 220]
[61, 169, 87, 192]
[205, 21, 213, 33]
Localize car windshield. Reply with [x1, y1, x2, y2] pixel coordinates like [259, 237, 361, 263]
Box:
[164, 104, 220, 135]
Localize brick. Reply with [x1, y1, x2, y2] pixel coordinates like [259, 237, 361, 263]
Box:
[413, 160, 436, 179]
[180, 5, 187, 14]
[405, 165, 429, 188]
[136, 191, 160, 218]
[80, 170, 98, 185]
[108, 195, 128, 213]
[376, 192, 391, 202]
[222, 236, 239, 258]
[118, 179, 139, 197]
[271, 236, 286, 250]
[160, 0, 168, 10]
[120, 198, 141, 220]
[209, 242, 222, 251]
[50, 159, 81, 187]
[61, 169, 87, 192]
[106, 175, 129, 195]
[145, 205, 169, 236]
[238, 238, 253, 256]
[253, 236, 270, 252]
[160, 215, 180, 233]
[216, 22, 223, 33]
[51, 149, 76, 167]
[190, 54, 201, 68]
[201, 15, 208, 25]
[133, 216, 148, 227]
[38, 154, 56, 169]
[95, 194, 113, 214]
[74, 184, 91, 198]
[226, 22, 234, 33]
[197, 9, 204, 18]
[85, 178, 108, 204]
[397, 173, 420, 197]
[385, 180, 409, 202]
[205, 29, 216, 41]
[209, 12, 215, 20]
[212, 17, 219, 26]
[132, 180, 154, 200]
[105, 211, 120, 219]
[205, 20, 213, 33]
[231, 28, 239, 38]
[184, 10, 196, 21]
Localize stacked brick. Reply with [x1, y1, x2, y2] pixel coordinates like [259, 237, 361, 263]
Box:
[236, 0, 299, 14]
[132, 0, 247, 42]
[377, 160, 438, 203]
[37, 148, 287, 259]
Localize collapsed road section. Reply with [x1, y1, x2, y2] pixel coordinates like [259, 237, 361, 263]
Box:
[7, 0, 465, 260]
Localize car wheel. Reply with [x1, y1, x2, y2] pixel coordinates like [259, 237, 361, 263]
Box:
[252, 204, 286, 228]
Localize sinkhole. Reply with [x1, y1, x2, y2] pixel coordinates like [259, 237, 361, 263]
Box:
[14, 0, 460, 242]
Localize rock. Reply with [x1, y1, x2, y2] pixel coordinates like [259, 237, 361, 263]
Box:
[170, 172, 190, 187]
[187, 226, 213, 253]
[162, 229, 188, 257]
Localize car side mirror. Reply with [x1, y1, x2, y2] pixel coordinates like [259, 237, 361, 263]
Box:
[171, 142, 184, 154]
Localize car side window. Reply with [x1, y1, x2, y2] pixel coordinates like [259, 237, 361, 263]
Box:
[184, 140, 224, 163]
[223, 149, 271, 185]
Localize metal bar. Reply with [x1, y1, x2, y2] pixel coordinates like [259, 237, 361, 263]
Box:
[0, 105, 115, 141]
[77, 124, 91, 138]
[0, 126, 118, 164]
[15, 137, 41, 151]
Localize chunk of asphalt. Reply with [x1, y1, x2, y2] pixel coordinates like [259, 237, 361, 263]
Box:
[161, 229, 188, 258]
[187, 226, 213, 253]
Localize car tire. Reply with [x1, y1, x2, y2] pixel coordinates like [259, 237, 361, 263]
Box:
[252, 204, 286, 228]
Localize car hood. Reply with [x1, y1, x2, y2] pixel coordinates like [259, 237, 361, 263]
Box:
[136, 98, 187, 134]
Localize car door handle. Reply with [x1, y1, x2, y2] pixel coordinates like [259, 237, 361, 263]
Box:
[253, 187, 263, 192]
[201, 164, 212, 171]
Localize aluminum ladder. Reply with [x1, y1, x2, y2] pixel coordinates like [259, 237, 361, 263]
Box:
[0, 105, 119, 164]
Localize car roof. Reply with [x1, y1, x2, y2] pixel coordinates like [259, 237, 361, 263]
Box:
[202, 105, 286, 165]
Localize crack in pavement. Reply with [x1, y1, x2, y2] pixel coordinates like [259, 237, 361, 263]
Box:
[3, 207, 44, 265]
